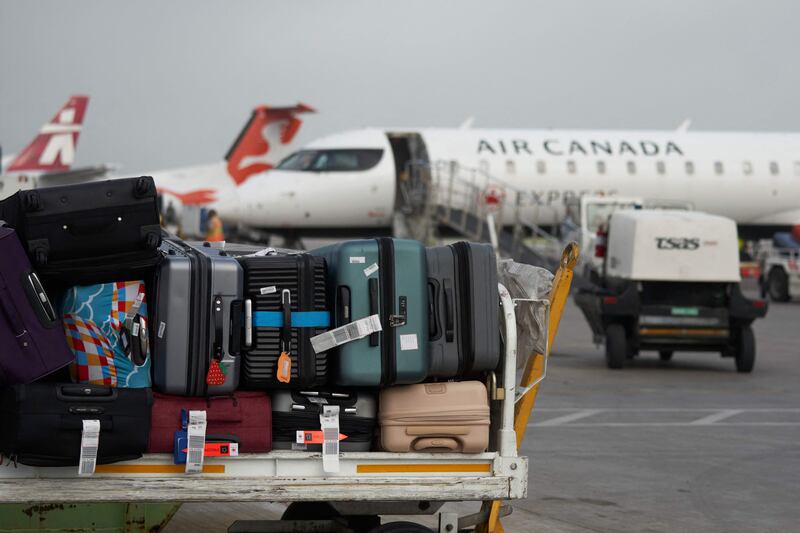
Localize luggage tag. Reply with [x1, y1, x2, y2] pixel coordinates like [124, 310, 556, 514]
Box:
[310, 314, 383, 354]
[78, 419, 100, 476]
[320, 405, 341, 473]
[296, 430, 348, 445]
[185, 410, 207, 473]
[174, 433, 239, 464]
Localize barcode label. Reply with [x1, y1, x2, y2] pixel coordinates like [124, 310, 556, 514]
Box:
[185, 410, 207, 474]
[78, 419, 100, 476]
[132, 322, 140, 337]
[158, 321, 166, 338]
[349, 256, 366, 264]
[311, 314, 382, 354]
[260, 286, 277, 295]
[363, 263, 379, 277]
[320, 405, 340, 473]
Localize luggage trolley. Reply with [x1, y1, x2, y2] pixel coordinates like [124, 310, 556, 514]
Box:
[0, 244, 578, 533]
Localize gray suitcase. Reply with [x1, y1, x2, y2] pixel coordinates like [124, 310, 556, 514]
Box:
[271, 390, 376, 451]
[151, 239, 243, 395]
[426, 242, 500, 378]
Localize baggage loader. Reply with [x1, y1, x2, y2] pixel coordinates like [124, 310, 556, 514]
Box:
[152, 239, 243, 396]
[426, 241, 500, 378]
[0, 226, 73, 386]
[271, 389, 376, 452]
[379, 381, 490, 453]
[0, 383, 152, 466]
[238, 253, 330, 388]
[311, 238, 429, 386]
[148, 392, 271, 453]
[0, 176, 161, 283]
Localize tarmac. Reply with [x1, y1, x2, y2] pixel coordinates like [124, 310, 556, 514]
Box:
[165, 281, 800, 532]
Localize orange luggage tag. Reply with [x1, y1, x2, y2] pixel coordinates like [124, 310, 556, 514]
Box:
[296, 430, 348, 445]
[277, 351, 292, 383]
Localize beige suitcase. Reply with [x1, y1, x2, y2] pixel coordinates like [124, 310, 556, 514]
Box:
[379, 381, 490, 453]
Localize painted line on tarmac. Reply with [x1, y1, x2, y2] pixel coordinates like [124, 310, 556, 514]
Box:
[689, 409, 743, 425]
[533, 408, 800, 412]
[534, 409, 605, 426]
[528, 422, 800, 427]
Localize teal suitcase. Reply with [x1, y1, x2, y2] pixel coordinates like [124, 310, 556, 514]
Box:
[310, 238, 429, 386]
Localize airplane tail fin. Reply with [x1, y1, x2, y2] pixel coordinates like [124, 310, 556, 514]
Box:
[6, 95, 90, 173]
[225, 103, 315, 186]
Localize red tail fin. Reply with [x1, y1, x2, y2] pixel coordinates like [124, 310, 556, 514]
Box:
[225, 103, 315, 186]
[7, 95, 89, 173]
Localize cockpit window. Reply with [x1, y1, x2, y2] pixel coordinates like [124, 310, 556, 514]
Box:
[277, 149, 384, 172]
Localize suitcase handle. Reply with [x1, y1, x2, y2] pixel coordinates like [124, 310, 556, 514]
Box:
[280, 289, 291, 352]
[57, 384, 118, 401]
[243, 299, 253, 348]
[368, 278, 379, 347]
[427, 280, 440, 340]
[337, 286, 351, 325]
[412, 437, 460, 451]
[213, 295, 225, 360]
[443, 280, 455, 343]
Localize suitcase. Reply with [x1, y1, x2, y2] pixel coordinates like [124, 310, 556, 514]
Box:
[426, 242, 500, 378]
[238, 253, 330, 388]
[151, 239, 243, 396]
[0, 226, 73, 386]
[60, 280, 152, 388]
[272, 390, 376, 452]
[310, 238, 429, 386]
[148, 392, 271, 453]
[0, 383, 153, 466]
[0, 177, 162, 283]
[379, 381, 490, 453]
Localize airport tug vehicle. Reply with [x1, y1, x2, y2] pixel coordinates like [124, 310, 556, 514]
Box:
[757, 228, 800, 302]
[575, 210, 767, 372]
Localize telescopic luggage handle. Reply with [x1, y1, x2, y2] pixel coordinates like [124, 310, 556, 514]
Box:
[368, 278, 379, 346]
[280, 289, 292, 353]
[57, 384, 118, 402]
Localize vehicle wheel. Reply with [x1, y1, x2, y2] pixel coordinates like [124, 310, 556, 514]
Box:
[605, 323, 627, 369]
[735, 326, 756, 373]
[367, 522, 433, 533]
[281, 502, 340, 521]
[659, 350, 673, 361]
[768, 268, 790, 302]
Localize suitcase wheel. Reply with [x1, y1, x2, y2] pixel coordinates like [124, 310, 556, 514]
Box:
[23, 191, 42, 212]
[34, 247, 48, 266]
[134, 176, 154, 198]
[145, 231, 160, 249]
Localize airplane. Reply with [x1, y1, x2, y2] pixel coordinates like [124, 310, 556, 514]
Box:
[0, 95, 111, 196]
[219, 123, 800, 241]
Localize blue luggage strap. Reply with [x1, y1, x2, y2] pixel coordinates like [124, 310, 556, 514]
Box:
[252, 311, 331, 328]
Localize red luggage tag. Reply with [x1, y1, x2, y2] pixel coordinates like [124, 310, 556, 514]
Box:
[182, 441, 239, 457]
[296, 430, 348, 445]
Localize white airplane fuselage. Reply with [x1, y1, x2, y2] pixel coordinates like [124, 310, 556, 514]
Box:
[226, 127, 800, 238]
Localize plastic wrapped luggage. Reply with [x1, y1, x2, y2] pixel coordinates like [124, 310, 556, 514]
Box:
[148, 392, 271, 453]
[379, 381, 490, 453]
[271, 390, 376, 451]
[60, 280, 151, 388]
[310, 238, 429, 386]
[151, 239, 243, 396]
[238, 253, 330, 388]
[0, 226, 73, 386]
[426, 242, 500, 378]
[0, 383, 152, 466]
[0, 176, 162, 283]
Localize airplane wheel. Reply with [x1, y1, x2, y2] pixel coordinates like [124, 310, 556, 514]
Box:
[734, 326, 756, 373]
[768, 268, 790, 302]
[659, 350, 673, 361]
[605, 324, 627, 370]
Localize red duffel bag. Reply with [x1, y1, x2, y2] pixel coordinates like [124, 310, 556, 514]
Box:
[148, 392, 271, 453]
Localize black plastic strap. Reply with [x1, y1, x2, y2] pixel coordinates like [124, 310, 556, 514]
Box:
[368, 277, 379, 347]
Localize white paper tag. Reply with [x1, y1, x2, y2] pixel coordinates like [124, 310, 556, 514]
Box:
[78, 419, 100, 476]
[131, 322, 141, 337]
[321, 405, 340, 473]
[185, 410, 207, 474]
[399, 333, 419, 351]
[260, 286, 277, 295]
[349, 256, 366, 264]
[363, 263, 379, 277]
[228, 442, 239, 457]
[310, 314, 383, 354]
[157, 321, 166, 339]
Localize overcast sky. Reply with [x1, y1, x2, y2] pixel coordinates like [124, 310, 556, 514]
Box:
[1, 0, 798, 172]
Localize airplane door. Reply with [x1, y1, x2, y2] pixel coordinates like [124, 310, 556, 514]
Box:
[388, 132, 430, 214]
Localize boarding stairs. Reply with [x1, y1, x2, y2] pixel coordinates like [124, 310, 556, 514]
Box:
[398, 161, 593, 289]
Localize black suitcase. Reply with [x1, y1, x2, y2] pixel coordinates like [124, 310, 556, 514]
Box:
[271, 390, 377, 451]
[0, 176, 162, 283]
[238, 253, 330, 388]
[0, 383, 153, 467]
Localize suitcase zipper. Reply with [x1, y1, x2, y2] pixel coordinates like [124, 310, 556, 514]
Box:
[452, 242, 474, 375]
[377, 237, 396, 385]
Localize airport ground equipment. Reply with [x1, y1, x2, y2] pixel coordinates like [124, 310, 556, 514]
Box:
[572, 210, 767, 372]
[0, 244, 577, 533]
[757, 232, 800, 302]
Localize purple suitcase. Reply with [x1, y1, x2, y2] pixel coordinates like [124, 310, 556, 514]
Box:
[0, 226, 73, 385]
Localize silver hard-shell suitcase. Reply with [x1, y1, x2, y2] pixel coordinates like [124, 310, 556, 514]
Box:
[151, 239, 243, 396]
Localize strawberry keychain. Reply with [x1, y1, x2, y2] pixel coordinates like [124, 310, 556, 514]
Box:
[206, 358, 227, 386]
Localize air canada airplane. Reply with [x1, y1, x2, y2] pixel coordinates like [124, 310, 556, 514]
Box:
[219, 121, 800, 240]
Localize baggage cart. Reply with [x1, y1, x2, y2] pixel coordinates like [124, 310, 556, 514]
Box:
[0, 244, 578, 533]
